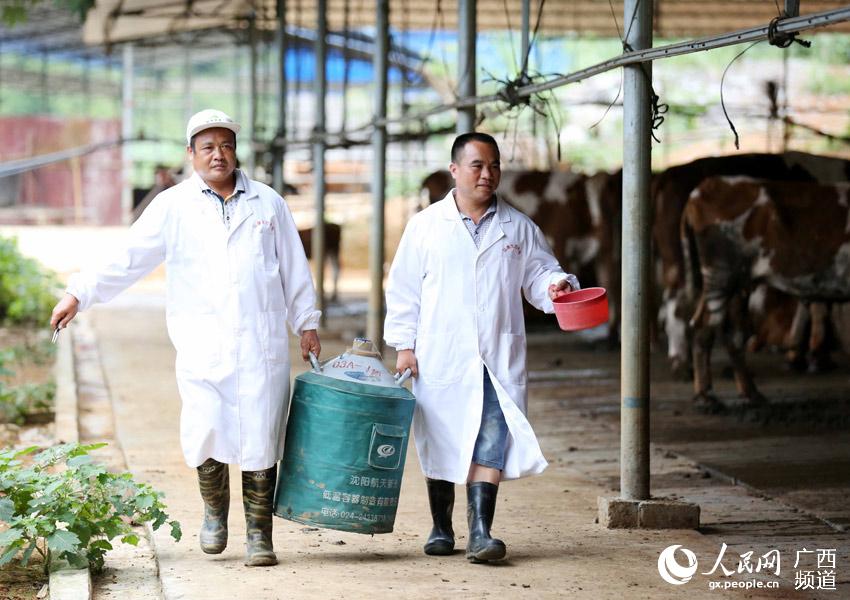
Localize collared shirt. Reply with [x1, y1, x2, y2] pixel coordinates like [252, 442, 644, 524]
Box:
[199, 170, 247, 230]
[457, 196, 497, 249]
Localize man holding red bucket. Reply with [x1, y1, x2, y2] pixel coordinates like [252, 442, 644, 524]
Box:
[385, 132, 579, 563]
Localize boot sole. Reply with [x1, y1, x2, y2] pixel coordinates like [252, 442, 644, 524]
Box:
[424, 542, 455, 556]
[245, 552, 278, 567]
[200, 544, 227, 554]
[466, 544, 506, 563]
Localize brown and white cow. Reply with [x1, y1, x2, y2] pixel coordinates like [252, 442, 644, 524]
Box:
[420, 168, 623, 341]
[654, 152, 850, 377]
[682, 176, 850, 407]
[298, 222, 341, 302]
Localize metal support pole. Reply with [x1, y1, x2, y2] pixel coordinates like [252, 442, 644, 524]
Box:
[368, 0, 389, 349]
[312, 0, 327, 318]
[182, 47, 193, 128]
[273, 0, 288, 193]
[40, 52, 48, 113]
[620, 0, 652, 502]
[457, 0, 476, 133]
[520, 0, 530, 70]
[121, 43, 134, 226]
[247, 12, 258, 177]
[784, 0, 800, 17]
[82, 55, 91, 117]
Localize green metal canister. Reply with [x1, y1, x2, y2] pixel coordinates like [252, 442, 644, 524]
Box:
[274, 339, 415, 534]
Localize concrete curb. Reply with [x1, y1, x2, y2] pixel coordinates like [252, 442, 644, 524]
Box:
[49, 326, 93, 600]
[52, 327, 78, 445]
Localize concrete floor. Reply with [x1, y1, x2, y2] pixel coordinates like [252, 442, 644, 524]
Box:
[70, 287, 849, 600]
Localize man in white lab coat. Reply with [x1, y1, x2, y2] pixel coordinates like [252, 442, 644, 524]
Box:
[384, 132, 578, 563]
[50, 109, 322, 567]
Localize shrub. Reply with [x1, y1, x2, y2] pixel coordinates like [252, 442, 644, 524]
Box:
[0, 345, 56, 425]
[0, 236, 59, 326]
[0, 443, 182, 573]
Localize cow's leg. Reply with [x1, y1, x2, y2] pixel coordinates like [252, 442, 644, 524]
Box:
[690, 296, 721, 411]
[329, 250, 340, 303]
[722, 293, 766, 405]
[783, 301, 810, 371]
[807, 302, 835, 373]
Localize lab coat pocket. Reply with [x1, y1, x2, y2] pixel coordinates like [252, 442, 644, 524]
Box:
[494, 333, 527, 384]
[171, 313, 221, 375]
[254, 227, 278, 270]
[416, 333, 465, 386]
[264, 310, 289, 364]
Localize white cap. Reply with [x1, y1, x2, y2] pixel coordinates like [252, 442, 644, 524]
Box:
[186, 109, 241, 146]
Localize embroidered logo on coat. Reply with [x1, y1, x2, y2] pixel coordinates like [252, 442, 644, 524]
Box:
[255, 219, 275, 231]
[503, 243, 522, 257]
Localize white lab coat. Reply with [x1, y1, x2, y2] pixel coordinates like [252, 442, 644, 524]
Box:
[68, 171, 320, 471]
[384, 192, 578, 483]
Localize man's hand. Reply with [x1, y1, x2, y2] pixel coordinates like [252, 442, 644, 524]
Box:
[51, 293, 80, 331]
[396, 349, 418, 379]
[548, 279, 574, 300]
[300, 329, 321, 362]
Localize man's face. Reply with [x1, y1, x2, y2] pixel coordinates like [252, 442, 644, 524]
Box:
[449, 140, 501, 205]
[188, 128, 237, 187]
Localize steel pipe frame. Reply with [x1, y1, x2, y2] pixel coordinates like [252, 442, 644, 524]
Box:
[362, 5, 850, 130]
[264, 5, 850, 146]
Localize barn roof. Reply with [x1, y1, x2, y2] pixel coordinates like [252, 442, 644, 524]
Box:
[4, 0, 848, 59]
[81, 0, 850, 46]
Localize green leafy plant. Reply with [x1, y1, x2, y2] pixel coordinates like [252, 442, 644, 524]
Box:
[0, 380, 55, 425]
[0, 345, 56, 425]
[0, 443, 182, 573]
[0, 237, 60, 327]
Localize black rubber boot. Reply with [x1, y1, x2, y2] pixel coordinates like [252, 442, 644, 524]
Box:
[423, 479, 455, 556]
[197, 458, 230, 554]
[466, 482, 506, 563]
[242, 465, 278, 567]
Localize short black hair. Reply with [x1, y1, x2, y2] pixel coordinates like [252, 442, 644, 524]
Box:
[189, 129, 237, 152]
[450, 132, 500, 164]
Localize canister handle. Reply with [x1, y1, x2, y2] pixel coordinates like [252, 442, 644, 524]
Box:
[394, 368, 412, 386]
[308, 351, 322, 373]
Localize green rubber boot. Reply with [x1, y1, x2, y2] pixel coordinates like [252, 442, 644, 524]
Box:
[242, 465, 278, 567]
[197, 458, 229, 554]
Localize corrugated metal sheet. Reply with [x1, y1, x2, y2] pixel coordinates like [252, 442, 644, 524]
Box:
[0, 117, 123, 225]
[82, 0, 850, 47]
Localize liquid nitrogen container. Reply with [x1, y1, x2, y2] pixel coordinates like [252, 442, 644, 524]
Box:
[274, 338, 415, 534]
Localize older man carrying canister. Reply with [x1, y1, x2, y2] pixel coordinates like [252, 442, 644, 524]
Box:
[50, 109, 321, 567]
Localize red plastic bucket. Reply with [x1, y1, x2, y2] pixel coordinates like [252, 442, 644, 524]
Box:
[553, 287, 609, 331]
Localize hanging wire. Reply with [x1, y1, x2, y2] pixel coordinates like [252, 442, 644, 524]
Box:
[719, 40, 761, 149]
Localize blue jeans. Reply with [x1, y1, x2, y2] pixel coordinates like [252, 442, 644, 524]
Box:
[471, 367, 509, 470]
